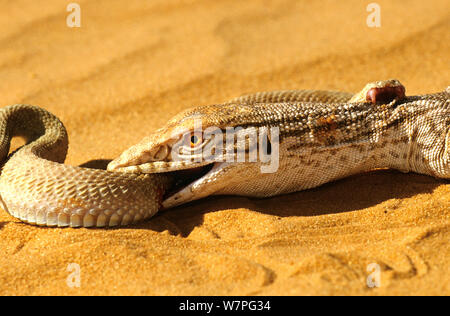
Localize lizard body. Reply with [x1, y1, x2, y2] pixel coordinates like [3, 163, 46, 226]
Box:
[109, 80, 449, 208]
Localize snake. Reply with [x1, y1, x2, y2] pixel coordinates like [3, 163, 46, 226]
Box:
[0, 80, 448, 227]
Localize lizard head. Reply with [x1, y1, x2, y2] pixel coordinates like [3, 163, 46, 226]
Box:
[107, 103, 259, 172]
[108, 109, 213, 174]
[107, 103, 266, 207]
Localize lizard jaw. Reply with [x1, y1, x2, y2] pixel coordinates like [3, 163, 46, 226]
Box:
[162, 162, 228, 208]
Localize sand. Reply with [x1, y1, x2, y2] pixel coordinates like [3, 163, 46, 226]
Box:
[0, 0, 448, 296]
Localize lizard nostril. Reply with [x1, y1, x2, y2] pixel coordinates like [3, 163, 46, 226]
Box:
[154, 145, 169, 161]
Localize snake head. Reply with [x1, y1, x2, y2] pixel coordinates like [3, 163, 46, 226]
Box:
[350, 79, 405, 104]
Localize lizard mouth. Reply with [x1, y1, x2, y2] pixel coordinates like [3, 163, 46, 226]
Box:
[107, 155, 224, 208]
[162, 162, 217, 208]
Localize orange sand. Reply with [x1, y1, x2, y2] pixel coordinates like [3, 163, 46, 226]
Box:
[0, 0, 449, 295]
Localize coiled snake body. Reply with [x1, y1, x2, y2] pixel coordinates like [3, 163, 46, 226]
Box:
[0, 105, 170, 227]
[0, 80, 448, 227]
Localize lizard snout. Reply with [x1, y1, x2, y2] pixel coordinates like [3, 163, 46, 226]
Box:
[107, 143, 169, 172]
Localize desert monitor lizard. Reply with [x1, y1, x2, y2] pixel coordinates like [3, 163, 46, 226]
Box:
[0, 80, 448, 227]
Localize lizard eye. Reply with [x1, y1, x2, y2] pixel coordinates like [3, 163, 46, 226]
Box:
[188, 133, 202, 148]
[191, 135, 199, 145]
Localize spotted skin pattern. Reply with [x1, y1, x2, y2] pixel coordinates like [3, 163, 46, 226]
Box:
[109, 80, 449, 209]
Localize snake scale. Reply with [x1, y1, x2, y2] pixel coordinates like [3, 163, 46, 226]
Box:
[0, 80, 448, 227]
